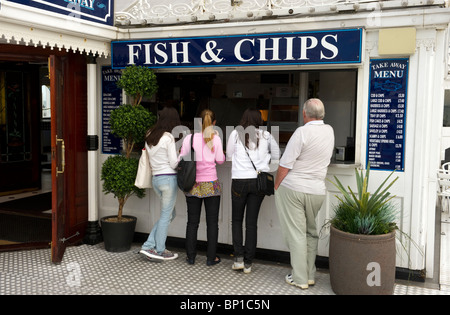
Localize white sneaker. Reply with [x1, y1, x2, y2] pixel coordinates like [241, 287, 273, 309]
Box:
[232, 261, 244, 270]
[139, 249, 163, 260]
[285, 274, 308, 290]
[243, 264, 252, 274]
[161, 249, 178, 260]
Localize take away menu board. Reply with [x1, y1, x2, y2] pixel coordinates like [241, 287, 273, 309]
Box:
[367, 58, 408, 171]
[101, 66, 122, 154]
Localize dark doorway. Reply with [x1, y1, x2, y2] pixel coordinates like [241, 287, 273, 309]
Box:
[0, 62, 41, 194]
[0, 45, 88, 258]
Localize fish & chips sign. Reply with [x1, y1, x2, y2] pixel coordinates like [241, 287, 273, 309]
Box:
[111, 29, 362, 69]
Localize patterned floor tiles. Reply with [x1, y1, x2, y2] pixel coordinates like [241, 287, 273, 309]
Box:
[0, 243, 448, 296]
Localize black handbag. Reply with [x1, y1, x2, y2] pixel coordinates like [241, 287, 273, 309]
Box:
[255, 171, 274, 196]
[177, 134, 196, 192]
[241, 138, 274, 196]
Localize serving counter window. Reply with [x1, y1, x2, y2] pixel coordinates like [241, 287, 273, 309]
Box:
[154, 69, 357, 162]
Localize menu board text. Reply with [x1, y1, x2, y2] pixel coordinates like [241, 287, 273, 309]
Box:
[367, 58, 408, 171]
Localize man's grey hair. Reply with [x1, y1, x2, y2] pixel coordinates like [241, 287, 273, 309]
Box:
[303, 98, 325, 119]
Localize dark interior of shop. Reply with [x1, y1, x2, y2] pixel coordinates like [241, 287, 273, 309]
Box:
[145, 69, 357, 155]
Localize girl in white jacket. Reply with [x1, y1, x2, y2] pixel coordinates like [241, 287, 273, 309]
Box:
[139, 106, 180, 261]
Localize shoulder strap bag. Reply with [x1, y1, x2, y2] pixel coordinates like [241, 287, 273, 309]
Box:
[177, 134, 197, 192]
[135, 147, 152, 189]
[240, 136, 274, 196]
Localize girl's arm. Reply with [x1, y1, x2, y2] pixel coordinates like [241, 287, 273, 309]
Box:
[167, 134, 179, 170]
[215, 135, 226, 165]
[226, 130, 237, 161]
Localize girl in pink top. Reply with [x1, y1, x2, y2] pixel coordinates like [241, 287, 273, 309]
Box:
[179, 109, 225, 266]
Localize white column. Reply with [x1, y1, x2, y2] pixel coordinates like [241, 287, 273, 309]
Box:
[87, 61, 98, 222]
[84, 56, 102, 245]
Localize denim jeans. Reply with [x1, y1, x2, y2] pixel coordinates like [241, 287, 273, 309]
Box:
[231, 179, 265, 265]
[142, 175, 177, 254]
[185, 195, 220, 262]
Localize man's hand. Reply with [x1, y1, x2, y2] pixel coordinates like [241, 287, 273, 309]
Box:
[274, 166, 289, 190]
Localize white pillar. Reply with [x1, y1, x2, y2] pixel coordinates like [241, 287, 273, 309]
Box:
[87, 61, 98, 221]
[84, 55, 102, 244]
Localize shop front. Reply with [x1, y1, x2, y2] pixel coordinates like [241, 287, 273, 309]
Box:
[1, 0, 449, 279]
[101, 0, 450, 279]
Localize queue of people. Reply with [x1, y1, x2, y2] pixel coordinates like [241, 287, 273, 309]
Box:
[139, 98, 335, 290]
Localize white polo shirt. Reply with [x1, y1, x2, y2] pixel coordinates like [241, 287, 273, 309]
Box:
[279, 120, 335, 195]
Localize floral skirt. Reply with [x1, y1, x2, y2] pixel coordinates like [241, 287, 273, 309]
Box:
[185, 180, 222, 198]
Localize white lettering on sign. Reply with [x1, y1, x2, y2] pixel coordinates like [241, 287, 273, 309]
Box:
[170, 42, 190, 64]
[320, 34, 339, 59]
[374, 70, 404, 78]
[128, 43, 191, 65]
[258, 37, 281, 61]
[64, 0, 95, 10]
[234, 38, 255, 62]
[125, 35, 340, 66]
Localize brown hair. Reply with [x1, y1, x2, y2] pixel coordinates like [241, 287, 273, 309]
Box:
[238, 108, 264, 149]
[146, 106, 181, 147]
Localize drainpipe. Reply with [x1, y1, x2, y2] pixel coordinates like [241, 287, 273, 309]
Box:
[84, 54, 102, 245]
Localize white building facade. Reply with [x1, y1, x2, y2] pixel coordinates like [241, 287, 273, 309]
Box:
[1, 0, 449, 280]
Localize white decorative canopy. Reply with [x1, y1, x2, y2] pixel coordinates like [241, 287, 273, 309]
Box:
[0, 0, 448, 61]
[115, 0, 447, 26]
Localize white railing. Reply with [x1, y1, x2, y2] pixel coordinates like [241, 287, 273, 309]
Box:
[115, 0, 447, 26]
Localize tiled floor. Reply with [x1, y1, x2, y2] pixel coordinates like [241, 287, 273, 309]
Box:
[0, 243, 448, 296]
[0, 171, 449, 296]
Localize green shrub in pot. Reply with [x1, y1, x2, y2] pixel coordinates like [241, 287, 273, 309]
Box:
[100, 65, 157, 253]
[101, 65, 157, 222]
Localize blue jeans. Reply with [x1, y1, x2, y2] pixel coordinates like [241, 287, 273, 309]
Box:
[142, 175, 177, 254]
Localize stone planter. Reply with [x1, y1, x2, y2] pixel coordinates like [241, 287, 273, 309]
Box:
[329, 225, 396, 295]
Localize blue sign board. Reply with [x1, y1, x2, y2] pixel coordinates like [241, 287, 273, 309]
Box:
[101, 66, 122, 154]
[111, 28, 362, 69]
[8, 0, 113, 26]
[367, 58, 409, 171]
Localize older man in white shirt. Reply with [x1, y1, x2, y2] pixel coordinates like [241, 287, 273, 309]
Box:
[274, 98, 335, 290]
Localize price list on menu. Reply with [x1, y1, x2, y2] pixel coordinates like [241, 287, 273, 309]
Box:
[101, 66, 123, 154]
[367, 58, 408, 171]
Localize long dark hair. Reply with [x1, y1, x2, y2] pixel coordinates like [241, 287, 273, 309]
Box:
[238, 108, 264, 149]
[146, 106, 181, 147]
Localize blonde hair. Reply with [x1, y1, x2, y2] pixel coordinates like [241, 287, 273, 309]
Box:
[201, 109, 216, 151]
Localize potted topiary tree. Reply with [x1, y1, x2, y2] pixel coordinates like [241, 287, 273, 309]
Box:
[100, 65, 157, 252]
[327, 163, 400, 295]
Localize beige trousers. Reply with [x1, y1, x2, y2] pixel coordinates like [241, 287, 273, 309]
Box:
[275, 185, 325, 285]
